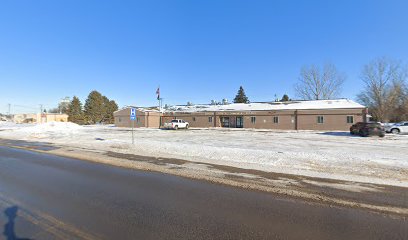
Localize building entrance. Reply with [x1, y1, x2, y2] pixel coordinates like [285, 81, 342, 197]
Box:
[236, 116, 243, 128]
[221, 117, 230, 127]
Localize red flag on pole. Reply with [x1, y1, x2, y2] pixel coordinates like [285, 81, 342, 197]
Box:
[156, 87, 160, 100]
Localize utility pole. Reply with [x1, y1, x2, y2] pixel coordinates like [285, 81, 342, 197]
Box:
[39, 104, 43, 124]
[7, 103, 11, 116]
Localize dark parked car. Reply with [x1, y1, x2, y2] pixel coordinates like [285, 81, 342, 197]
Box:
[350, 122, 385, 137]
[349, 122, 365, 135]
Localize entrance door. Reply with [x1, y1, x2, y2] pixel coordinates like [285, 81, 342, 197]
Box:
[221, 117, 230, 127]
[236, 117, 243, 128]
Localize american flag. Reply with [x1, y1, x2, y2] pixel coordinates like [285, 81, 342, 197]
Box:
[156, 87, 160, 100]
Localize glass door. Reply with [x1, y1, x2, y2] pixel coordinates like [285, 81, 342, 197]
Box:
[236, 117, 243, 128]
[221, 117, 230, 127]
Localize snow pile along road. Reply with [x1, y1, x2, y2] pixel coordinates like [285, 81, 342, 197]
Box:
[12, 122, 84, 139]
[0, 123, 407, 187]
[0, 121, 30, 130]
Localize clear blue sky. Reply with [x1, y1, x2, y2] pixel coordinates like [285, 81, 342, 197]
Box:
[1, 0, 408, 113]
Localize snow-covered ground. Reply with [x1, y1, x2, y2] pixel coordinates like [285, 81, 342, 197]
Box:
[1, 121, 407, 187]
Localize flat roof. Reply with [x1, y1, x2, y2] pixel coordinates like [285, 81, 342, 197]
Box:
[115, 99, 365, 114]
[164, 99, 365, 113]
[114, 106, 161, 114]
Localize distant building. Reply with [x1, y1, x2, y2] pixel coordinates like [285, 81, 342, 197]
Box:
[114, 99, 367, 131]
[12, 113, 68, 124]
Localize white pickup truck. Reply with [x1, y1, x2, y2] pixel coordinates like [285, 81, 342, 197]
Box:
[163, 119, 189, 130]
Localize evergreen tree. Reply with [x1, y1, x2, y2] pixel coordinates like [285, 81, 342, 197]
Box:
[106, 100, 118, 124]
[281, 94, 290, 102]
[67, 96, 84, 124]
[100, 96, 119, 124]
[84, 90, 105, 124]
[233, 86, 249, 103]
[102, 96, 110, 123]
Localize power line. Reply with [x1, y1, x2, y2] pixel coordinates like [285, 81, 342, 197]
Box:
[1, 103, 59, 115]
[12, 104, 39, 110]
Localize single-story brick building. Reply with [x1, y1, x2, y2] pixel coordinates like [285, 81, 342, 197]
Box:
[114, 99, 367, 131]
[113, 107, 161, 128]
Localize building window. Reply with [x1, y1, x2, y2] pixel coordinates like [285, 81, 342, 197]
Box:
[317, 116, 324, 124]
[136, 117, 141, 123]
[208, 117, 213, 122]
[273, 116, 279, 124]
[118, 117, 121, 122]
[347, 116, 354, 124]
[193, 117, 196, 121]
[251, 116, 256, 124]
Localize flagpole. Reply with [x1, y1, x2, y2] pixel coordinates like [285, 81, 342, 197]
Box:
[157, 85, 160, 112]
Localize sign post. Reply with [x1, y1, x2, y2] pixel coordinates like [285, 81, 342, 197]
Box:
[130, 108, 136, 144]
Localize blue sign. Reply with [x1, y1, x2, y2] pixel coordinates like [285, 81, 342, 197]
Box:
[130, 108, 136, 120]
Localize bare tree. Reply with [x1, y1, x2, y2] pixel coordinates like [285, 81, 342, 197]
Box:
[294, 63, 345, 100]
[357, 57, 408, 122]
[394, 87, 408, 121]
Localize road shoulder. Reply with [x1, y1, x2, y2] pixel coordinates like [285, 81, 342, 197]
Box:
[0, 138, 407, 217]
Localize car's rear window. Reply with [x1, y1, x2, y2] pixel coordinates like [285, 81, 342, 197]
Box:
[171, 120, 179, 123]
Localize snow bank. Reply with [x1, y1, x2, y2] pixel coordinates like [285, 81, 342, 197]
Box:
[0, 124, 407, 187]
[0, 121, 28, 130]
[11, 122, 83, 139]
[16, 121, 82, 132]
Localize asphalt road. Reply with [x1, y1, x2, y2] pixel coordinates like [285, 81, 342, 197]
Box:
[0, 146, 407, 240]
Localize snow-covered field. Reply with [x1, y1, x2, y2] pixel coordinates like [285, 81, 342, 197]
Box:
[1, 121, 407, 187]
